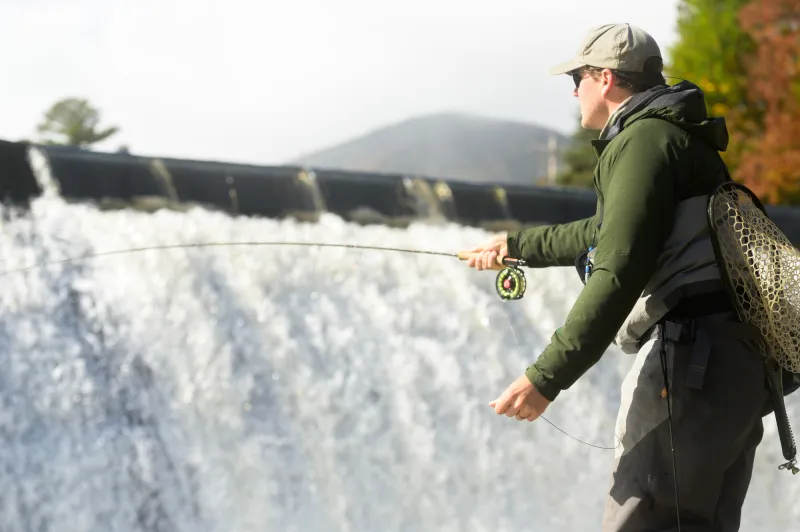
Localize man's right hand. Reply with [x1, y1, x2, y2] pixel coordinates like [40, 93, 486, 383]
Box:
[459, 232, 509, 271]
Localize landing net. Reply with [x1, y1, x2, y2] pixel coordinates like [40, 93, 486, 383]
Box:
[707, 181, 800, 373]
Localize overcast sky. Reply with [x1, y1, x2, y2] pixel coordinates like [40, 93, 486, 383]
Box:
[1, 0, 680, 166]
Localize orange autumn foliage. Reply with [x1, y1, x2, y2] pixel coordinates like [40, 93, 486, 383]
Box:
[736, 0, 800, 204]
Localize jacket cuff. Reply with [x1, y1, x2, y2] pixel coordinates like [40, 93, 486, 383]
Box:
[525, 365, 562, 402]
[507, 231, 522, 259]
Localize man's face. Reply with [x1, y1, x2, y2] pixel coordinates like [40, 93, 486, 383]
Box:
[572, 68, 610, 130]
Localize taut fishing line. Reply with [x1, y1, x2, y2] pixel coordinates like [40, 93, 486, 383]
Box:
[0, 239, 619, 451]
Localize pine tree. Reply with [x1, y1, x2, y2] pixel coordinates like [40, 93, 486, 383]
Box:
[37, 98, 120, 148]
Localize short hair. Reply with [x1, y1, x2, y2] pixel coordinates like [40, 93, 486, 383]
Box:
[585, 57, 667, 93]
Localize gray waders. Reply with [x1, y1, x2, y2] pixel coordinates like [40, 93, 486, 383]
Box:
[602, 179, 800, 531]
[601, 297, 771, 532]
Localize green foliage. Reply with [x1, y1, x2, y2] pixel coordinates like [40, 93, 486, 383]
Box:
[555, 115, 598, 189]
[666, 0, 760, 171]
[667, 0, 754, 113]
[37, 98, 120, 148]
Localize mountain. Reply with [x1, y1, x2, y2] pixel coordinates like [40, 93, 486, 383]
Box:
[290, 112, 568, 186]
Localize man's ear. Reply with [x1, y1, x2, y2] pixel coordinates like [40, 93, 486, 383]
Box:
[600, 69, 615, 96]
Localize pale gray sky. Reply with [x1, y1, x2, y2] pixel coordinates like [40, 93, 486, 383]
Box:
[1, 0, 679, 166]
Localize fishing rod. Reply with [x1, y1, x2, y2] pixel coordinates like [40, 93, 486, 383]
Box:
[0, 241, 531, 301]
[0, 239, 616, 450]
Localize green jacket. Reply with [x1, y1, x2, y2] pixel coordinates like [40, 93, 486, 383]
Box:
[508, 81, 731, 401]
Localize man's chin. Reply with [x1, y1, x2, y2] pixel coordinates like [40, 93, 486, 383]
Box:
[581, 119, 602, 131]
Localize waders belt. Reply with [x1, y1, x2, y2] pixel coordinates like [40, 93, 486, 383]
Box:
[665, 290, 733, 321]
[650, 294, 760, 392]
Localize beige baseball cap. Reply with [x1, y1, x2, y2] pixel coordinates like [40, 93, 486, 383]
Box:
[549, 23, 662, 75]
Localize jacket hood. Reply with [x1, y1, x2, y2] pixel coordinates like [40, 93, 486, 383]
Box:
[599, 80, 729, 151]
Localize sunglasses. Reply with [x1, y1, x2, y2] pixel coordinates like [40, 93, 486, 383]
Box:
[571, 66, 605, 89]
[571, 69, 588, 90]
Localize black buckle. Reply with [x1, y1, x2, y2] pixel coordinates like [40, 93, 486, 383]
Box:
[656, 318, 698, 343]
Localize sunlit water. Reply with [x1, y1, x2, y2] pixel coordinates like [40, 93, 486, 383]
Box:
[0, 190, 798, 531]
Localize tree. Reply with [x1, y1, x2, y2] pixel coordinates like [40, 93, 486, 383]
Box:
[666, 0, 761, 176]
[555, 114, 598, 189]
[36, 98, 120, 148]
[735, 0, 800, 204]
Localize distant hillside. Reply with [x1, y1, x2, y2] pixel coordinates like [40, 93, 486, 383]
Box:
[290, 112, 568, 186]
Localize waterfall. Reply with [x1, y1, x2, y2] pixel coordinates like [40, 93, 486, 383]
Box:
[0, 194, 796, 531]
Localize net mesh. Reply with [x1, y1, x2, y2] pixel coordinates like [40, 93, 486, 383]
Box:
[708, 182, 800, 374]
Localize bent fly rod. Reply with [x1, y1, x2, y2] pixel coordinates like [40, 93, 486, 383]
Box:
[0, 241, 530, 301]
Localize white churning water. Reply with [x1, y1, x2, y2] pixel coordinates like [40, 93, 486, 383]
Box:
[0, 190, 797, 531]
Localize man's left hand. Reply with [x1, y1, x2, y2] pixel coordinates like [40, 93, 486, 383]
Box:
[489, 374, 552, 421]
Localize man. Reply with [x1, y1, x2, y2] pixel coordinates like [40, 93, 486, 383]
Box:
[463, 23, 771, 531]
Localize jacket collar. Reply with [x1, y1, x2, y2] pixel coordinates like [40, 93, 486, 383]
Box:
[599, 96, 634, 140]
[591, 139, 611, 159]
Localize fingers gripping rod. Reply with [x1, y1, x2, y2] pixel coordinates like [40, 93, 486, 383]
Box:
[457, 251, 528, 301]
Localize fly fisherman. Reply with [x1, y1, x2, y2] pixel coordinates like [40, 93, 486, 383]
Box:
[462, 23, 779, 531]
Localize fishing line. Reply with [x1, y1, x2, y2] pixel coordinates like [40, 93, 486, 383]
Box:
[0, 238, 619, 450]
[0, 241, 459, 278]
[487, 288, 620, 451]
[539, 416, 617, 450]
[455, 394, 617, 450]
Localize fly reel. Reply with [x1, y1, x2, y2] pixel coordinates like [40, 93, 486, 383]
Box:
[495, 258, 528, 301]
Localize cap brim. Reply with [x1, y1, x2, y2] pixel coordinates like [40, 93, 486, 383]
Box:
[548, 58, 583, 76]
